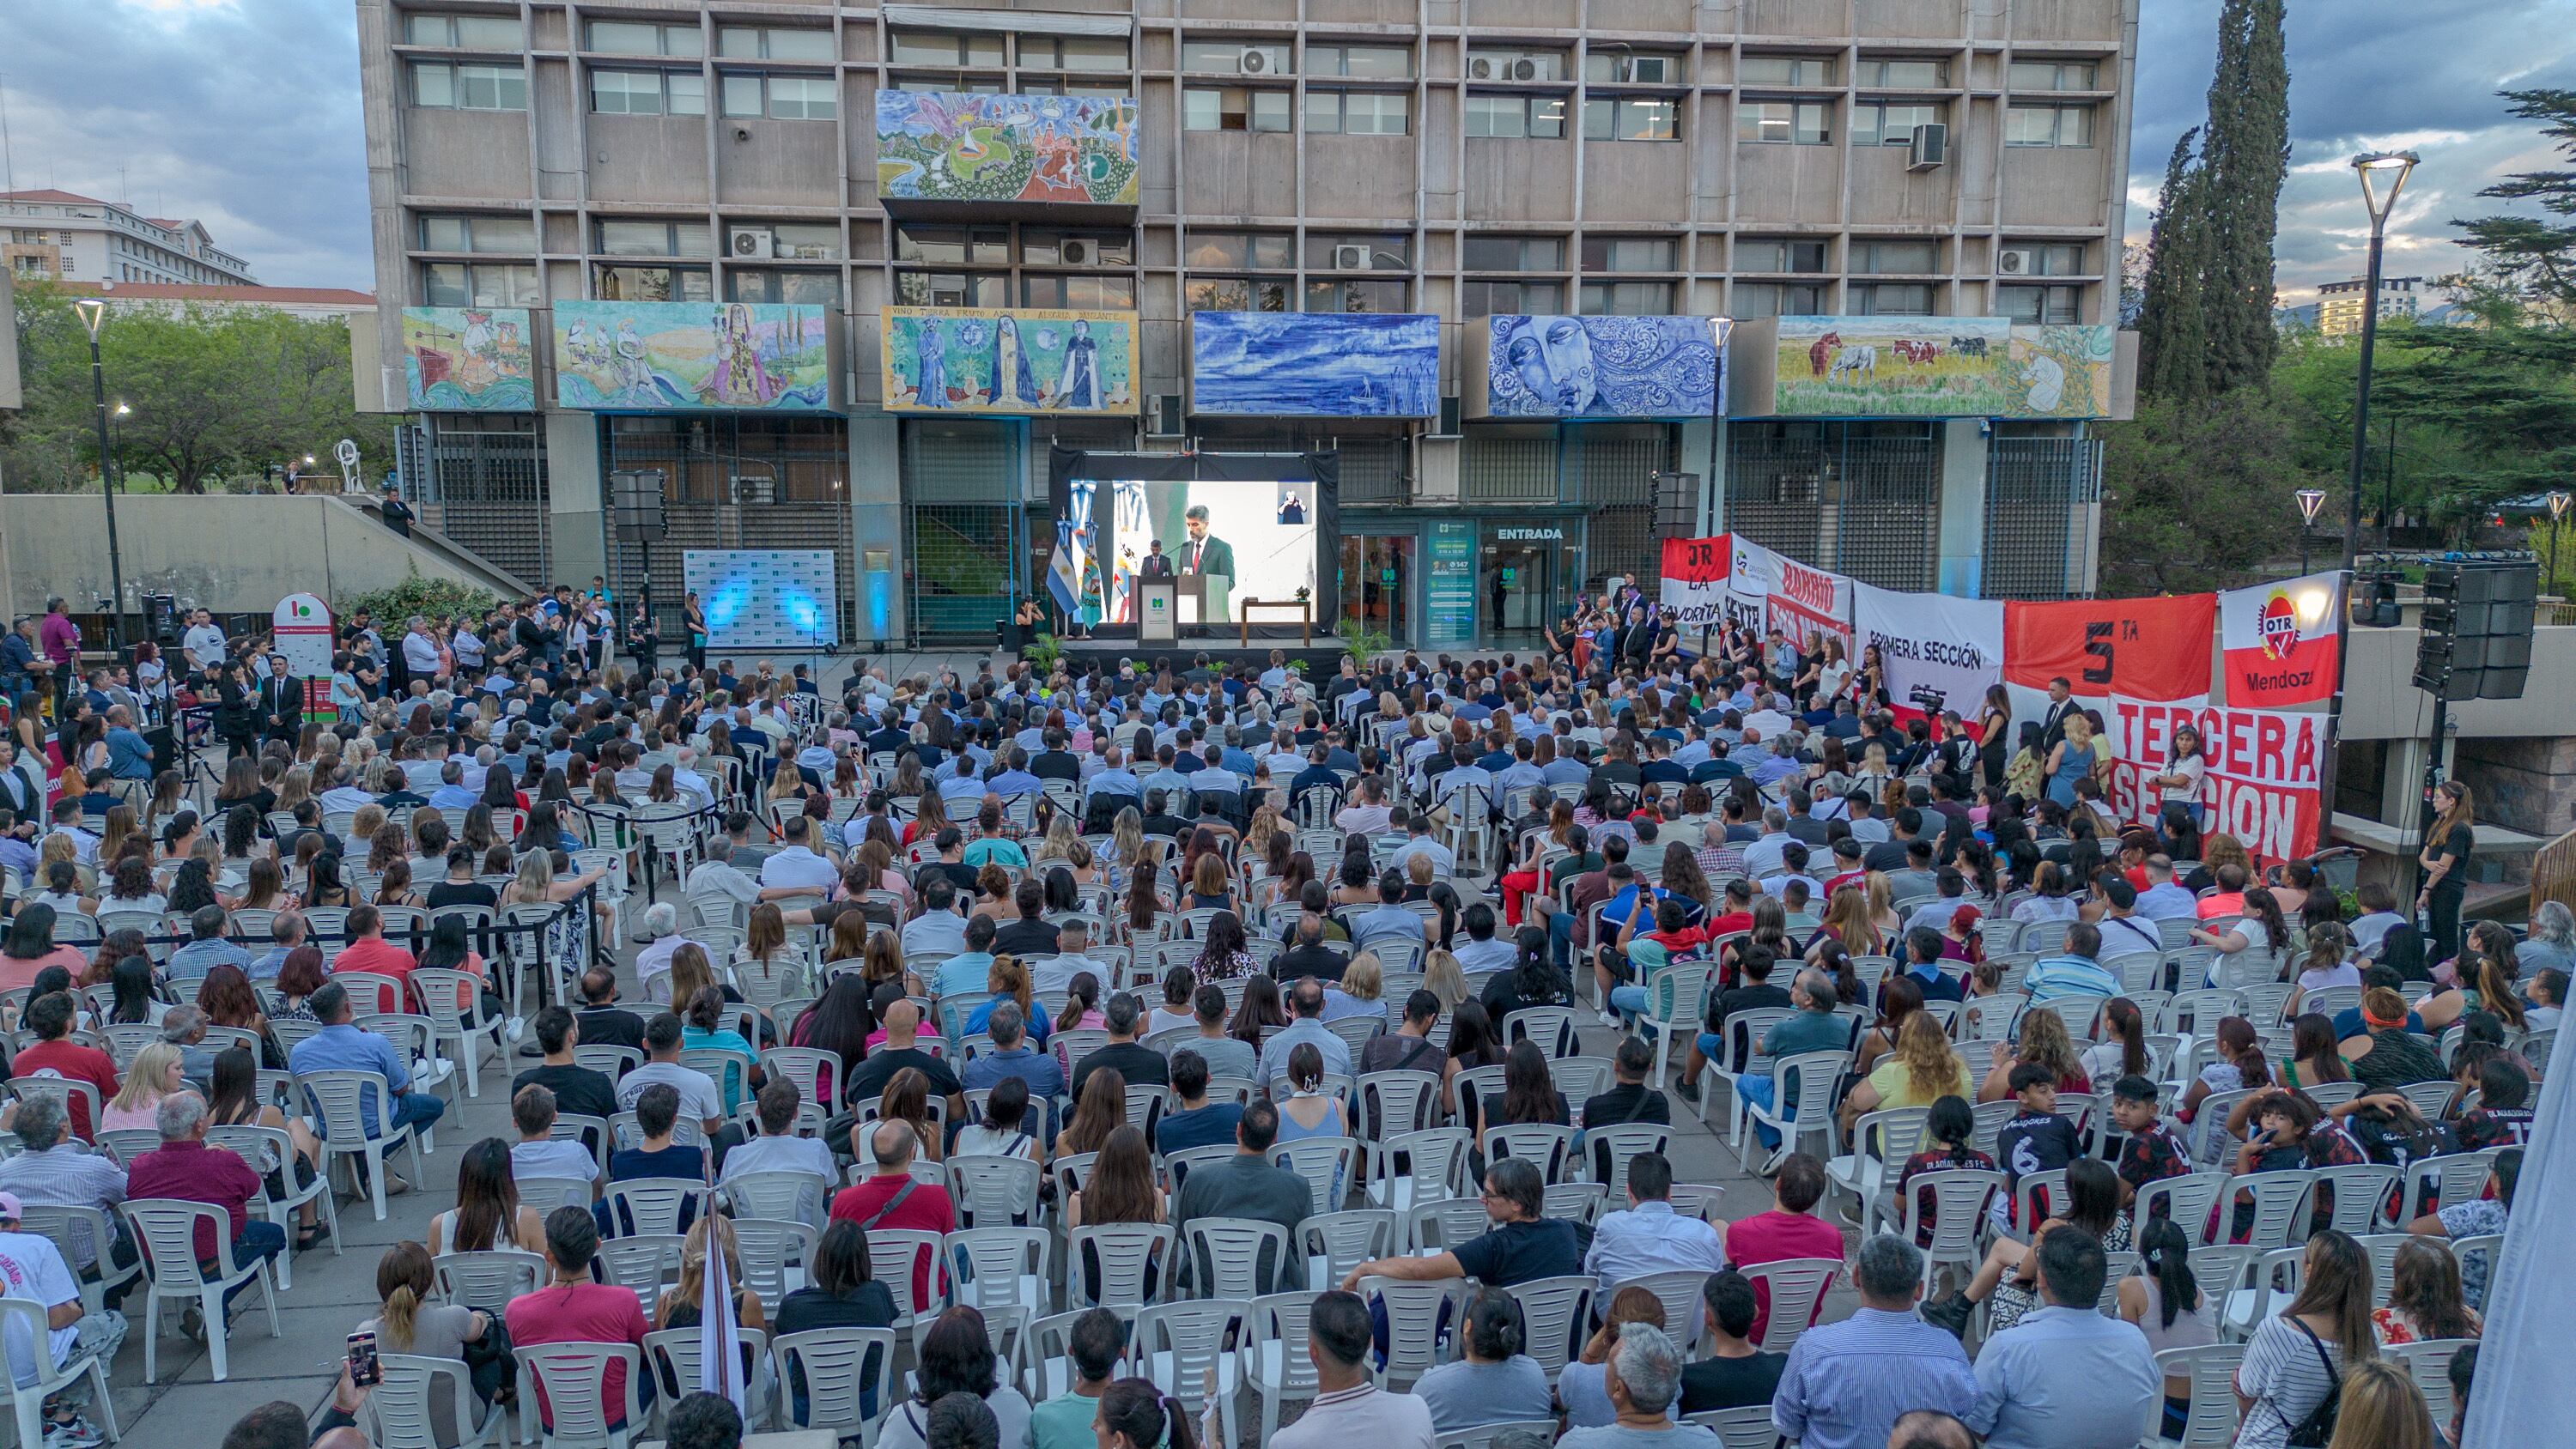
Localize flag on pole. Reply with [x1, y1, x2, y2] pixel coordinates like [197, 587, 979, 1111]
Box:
[699, 1230, 745, 1414]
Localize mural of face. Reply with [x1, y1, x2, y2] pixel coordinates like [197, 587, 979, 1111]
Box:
[1537, 317, 1598, 413]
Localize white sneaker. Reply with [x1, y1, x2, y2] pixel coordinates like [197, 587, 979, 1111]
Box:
[503, 1016, 526, 1043]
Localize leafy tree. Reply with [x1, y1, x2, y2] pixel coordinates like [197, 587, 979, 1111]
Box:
[2136, 130, 2213, 401]
[2099, 388, 2318, 594]
[2454, 88, 2576, 308]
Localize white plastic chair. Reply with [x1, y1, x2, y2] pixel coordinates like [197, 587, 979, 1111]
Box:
[125, 1197, 283, 1382]
[13, 1203, 138, 1317]
[207, 1120, 340, 1288]
[1068, 1222, 1172, 1307]
[298, 1067, 429, 1220]
[434, 1248, 545, 1316]
[1504, 1274, 1595, 1378]
[369, 1350, 503, 1449]
[1244, 1290, 1322, 1442]
[1741, 1256, 1838, 1354]
[412, 966, 507, 1098]
[946, 1226, 1052, 1318]
[1183, 1216, 1297, 1300]
[732, 1217, 819, 1304]
[601, 1177, 709, 1237]
[1899, 1168, 2005, 1291]
[0, 1297, 118, 1449]
[2154, 1343, 2248, 1446]
[773, 1326, 897, 1441]
[1364, 1275, 1464, 1390]
[1683, 1406, 1783, 1449]
[1735, 1050, 1846, 1173]
[1272, 1137, 1362, 1216]
[1610, 1269, 1715, 1354]
[514, 1340, 646, 1449]
[1826, 1106, 1929, 1237]
[1134, 1298, 1248, 1448]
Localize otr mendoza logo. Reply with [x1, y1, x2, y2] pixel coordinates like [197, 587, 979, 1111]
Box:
[2257, 591, 2304, 661]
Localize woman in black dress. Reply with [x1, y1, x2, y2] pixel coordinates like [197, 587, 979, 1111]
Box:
[1977, 683, 2012, 791]
[2417, 780, 2475, 968]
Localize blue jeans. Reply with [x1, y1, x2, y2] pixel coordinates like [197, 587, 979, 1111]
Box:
[1736, 1074, 1782, 1149]
[390, 1089, 447, 1136]
[212, 1221, 286, 1309]
[1607, 984, 1650, 1022]
[1547, 911, 1577, 970]
[1696, 1031, 1726, 1064]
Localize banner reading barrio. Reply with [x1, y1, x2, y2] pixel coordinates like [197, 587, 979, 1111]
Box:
[2221, 571, 2343, 708]
[1658, 536, 1731, 631]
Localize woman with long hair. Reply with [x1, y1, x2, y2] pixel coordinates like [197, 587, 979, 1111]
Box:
[682, 982, 763, 1114]
[2116, 1215, 2218, 1441]
[736, 901, 806, 1000]
[1470, 1037, 1568, 1150]
[0, 904, 88, 992]
[426, 1137, 545, 1254]
[1844, 1009, 1971, 1129]
[1947, 1158, 2129, 1335]
[2179, 1014, 2274, 1120]
[652, 1216, 768, 1397]
[878, 1307, 1033, 1449]
[1189, 910, 1254, 985]
[1091, 1377, 1196, 1449]
[1053, 1066, 1127, 1160]
[2271, 1013, 2352, 1091]
[198, 962, 273, 1048]
[2416, 922, 2524, 1032]
[103, 1044, 185, 1133]
[1892, 1095, 1997, 1249]
[2236, 1228, 2378, 1449]
[1977, 1004, 2089, 1101]
[790, 975, 878, 1100]
[2417, 780, 2476, 967]
[1850, 971, 1924, 1079]
[208, 1044, 326, 1240]
[1065, 1123, 1165, 1298]
[2373, 1237, 2480, 1346]
[1808, 884, 1884, 960]
[2081, 996, 2152, 1088]
[1479, 927, 1570, 1022]
[361, 1241, 499, 1426]
[1420, 947, 1469, 1013]
[1226, 973, 1286, 1049]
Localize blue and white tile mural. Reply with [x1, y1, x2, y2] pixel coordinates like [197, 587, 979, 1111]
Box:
[1479, 314, 1730, 419]
[1188, 312, 1441, 416]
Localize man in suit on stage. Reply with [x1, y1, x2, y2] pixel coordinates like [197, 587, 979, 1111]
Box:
[2036, 676, 2078, 749]
[1139, 542, 1175, 579]
[1178, 505, 1236, 622]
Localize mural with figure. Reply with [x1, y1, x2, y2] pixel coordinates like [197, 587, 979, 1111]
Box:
[1189, 312, 1441, 416]
[2005, 324, 2117, 419]
[554, 301, 831, 410]
[1765, 317, 2116, 419]
[1478, 314, 1730, 419]
[882, 307, 1137, 414]
[402, 306, 536, 410]
[877, 91, 1139, 207]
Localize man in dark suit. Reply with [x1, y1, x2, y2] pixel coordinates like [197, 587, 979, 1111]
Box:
[2036, 677, 2077, 749]
[1178, 506, 1235, 585]
[1138, 543, 1175, 579]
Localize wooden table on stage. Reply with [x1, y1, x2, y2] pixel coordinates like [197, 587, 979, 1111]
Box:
[1237, 598, 1314, 646]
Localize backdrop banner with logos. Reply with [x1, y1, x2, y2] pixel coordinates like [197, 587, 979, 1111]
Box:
[2220, 570, 2345, 709]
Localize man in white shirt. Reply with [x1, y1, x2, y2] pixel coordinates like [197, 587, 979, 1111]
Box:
[180, 610, 226, 676]
[508, 1083, 601, 1192]
[1035, 919, 1106, 994]
[717, 1077, 836, 1225]
[401, 616, 444, 683]
[1738, 809, 1793, 880]
[450, 621, 487, 674]
[618, 1015, 733, 1151]
[902, 876, 972, 957]
[0, 1190, 122, 1447]
[683, 837, 762, 912]
[318, 766, 378, 816]
[1741, 693, 1793, 740]
[756, 817, 839, 894]
[1334, 778, 1394, 835]
[1583, 1151, 1725, 1296]
[1387, 815, 1454, 878]
[633, 903, 698, 1003]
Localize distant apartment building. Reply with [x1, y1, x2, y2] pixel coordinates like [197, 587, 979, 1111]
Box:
[64, 281, 378, 321]
[2315, 273, 2421, 337]
[351, 0, 2142, 646]
[2, 189, 259, 287]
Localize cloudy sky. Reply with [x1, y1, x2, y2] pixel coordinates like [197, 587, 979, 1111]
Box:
[8, 0, 2573, 301]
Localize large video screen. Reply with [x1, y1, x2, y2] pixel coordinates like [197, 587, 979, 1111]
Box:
[1053, 478, 1315, 626]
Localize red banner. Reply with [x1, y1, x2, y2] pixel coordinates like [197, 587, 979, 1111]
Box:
[2106, 701, 2325, 861]
[1658, 537, 1730, 631]
[2002, 594, 2216, 705]
[2221, 572, 2342, 707]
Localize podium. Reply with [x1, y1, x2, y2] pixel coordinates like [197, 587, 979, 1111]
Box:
[1135, 579, 1179, 643]
[1178, 573, 1232, 626]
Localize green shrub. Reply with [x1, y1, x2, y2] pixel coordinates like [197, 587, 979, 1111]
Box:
[337, 572, 504, 626]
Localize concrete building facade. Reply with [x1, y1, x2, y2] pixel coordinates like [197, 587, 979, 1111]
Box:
[2, 190, 259, 288]
[2314, 273, 2421, 338]
[351, 0, 2142, 646]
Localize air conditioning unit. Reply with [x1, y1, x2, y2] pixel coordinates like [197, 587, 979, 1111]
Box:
[1996, 246, 2038, 276]
[1627, 55, 1671, 83]
[1238, 47, 1273, 75]
[1060, 238, 1095, 267]
[1510, 57, 1540, 81]
[1332, 244, 1374, 271]
[1149, 393, 1187, 438]
[1907, 122, 1950, 171]
[1468, 57, 1498, 80]
[727, 227, 775, 259]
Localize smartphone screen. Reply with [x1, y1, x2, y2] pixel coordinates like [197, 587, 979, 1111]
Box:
[347, 1331, 381, 1387]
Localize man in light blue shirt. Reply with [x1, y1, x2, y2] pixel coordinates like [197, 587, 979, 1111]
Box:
[1348, 873, 1423, 951]
[1771, 1235, 1975, 1449]
[1139, 746, 1192, 798]
[288, 981, 448, 1141]
[1255, 979, 1351, 1090]
[934, 917, 1000, 1002]
[1965, 1228, 2157, 1449]
[2022, 923, 2122, 1006]
[426, 760, 480, 811]
[959, 1003, 1064, 1140]
[167, 906, 255, 981]
[1082, 747, 1141, 813]
[103, 707, 154, 784]
[984, 749, 1042, 797]
[247, 913, 306, 979]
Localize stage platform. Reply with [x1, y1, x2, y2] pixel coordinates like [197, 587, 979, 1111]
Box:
[1056, 631, 1350, 675]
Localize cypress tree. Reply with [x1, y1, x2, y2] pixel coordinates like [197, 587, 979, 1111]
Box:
[2196, 0, 2291, 392]
[2136, 130, 2212, 402]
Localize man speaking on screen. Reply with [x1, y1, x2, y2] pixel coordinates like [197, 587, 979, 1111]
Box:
[1179, 504, 1236, 622]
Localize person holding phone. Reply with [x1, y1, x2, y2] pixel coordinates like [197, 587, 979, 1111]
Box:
[355, 1241, 503, 1439]
[0, 1191, 123, 1449]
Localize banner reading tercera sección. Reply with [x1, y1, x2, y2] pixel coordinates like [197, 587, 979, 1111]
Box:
[2104, 700, 2324, 860]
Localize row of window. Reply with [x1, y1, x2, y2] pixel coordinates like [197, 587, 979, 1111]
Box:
[587, 69, 837, 120]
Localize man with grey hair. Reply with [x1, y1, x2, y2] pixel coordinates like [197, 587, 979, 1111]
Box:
[246, 911, 305, 981]
[124, 1092, 282, 1337]
[0, 1093, 130, 1279]
[1556, 1323, 1713, 1449]
[168, 905, 254, 982]
[1770, 1234, 1975, 1449]
[1257, 977, 1352, 1091]
[2521, 898, 2576, 979]
[683, 834, 762, 912]
[635, 901, 692, 1000]
[161, 1003, 218, 1088]
[959, 999, 1065, 1139]
[1735, 968, 1855, 1161]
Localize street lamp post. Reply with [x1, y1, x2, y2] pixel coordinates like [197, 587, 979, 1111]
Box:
[71, 299, 126, 655]
[2323, 150, 2418, 858]
[2295, 488, 2327, 576]
[2549, 490, 2573, 603]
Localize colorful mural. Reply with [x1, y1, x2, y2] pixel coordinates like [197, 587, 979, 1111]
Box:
[1189, 312, 1441, 417]
[552, 301, 831, 411]
[876, 91, 1139, 207]
[1481, 315, 1729, 419]
[401, 306, 536, 410]
[881, 306, 1137, 414]
[2006, 324, 2117, 418]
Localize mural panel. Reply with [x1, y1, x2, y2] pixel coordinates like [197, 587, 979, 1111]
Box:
[881, 306, 1138, 414]
[876, 90, 1139, 207]
[1482, 314, 1729, 418]
[401, 306, 535, 410]
[1768, 317, 2116, 418]
[552, 301, 831, 411]
[2005, 324, 2117, 419]
[1189, 312, 1440, 417]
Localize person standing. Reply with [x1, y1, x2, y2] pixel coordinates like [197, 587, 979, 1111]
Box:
[2417, 781, 2475, 969]
[379, 483, 416, 537]
[683, 591, 708, 671]
[39, 598, 80, 720]
[629, 600, 660, 676]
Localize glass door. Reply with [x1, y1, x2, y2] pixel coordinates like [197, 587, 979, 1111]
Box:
[1339, 533, 1416, 646]
[1482, 542, 1557, 646]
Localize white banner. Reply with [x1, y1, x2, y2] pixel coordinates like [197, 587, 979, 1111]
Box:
[1853, 582, 2003, 724]
[1728, 537, 1854, 648]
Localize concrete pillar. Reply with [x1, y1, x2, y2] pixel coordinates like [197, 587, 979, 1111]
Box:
[1680, 418, 1724, 534]
[850, 413, 905, 646]
[544, 413, 605, 591]
[1935, 418, 1988, 597]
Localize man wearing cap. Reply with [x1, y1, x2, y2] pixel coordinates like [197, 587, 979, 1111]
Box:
[0, 1188, 125, 1448]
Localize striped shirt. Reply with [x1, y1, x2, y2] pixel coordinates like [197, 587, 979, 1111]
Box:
[1272, 1382, 1436, 1449]
[1771, 1307, 1978, 1449]
[2022, 954, 2122, 1005]
[0, 1144, 129, 1268]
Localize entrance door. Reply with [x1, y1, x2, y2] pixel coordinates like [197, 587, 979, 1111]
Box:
[1483, 542, 1557, 646]
[1339, 533, 1415, 646]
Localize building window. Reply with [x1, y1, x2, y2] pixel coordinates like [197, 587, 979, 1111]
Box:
[1023, 231, 1134, 266]
[1738, 54, 1835, 86]
[1463, 236, 1564, 271]
[722, 73, 836, 120]
[1019, 80, 1127, 100]
[725, 269, 842, 306]
[586, 20, 700, 57]
[1183, 87, 1291, 131]
[1583, 97, 1677, 142]
[1018, 35, 1127, 71]
[890, 31, 1005, 67]
[595, 265, 712, 301]
[1306, 233, 1412, 270]
[1180, 40, 1292, 74]
[1466, 49, 1567, 82]
[1852, 101, 1943, 147]
[1579, 280, 1675, 315]
[2008, 59, 2099, 91]
[1021, 274, 1137, 309]
[595, 219, 713, 257]
[1731, 281, 1828, 318]
[1998, 242, 2087, 277]
[1856, 58, 1949, 88]
[717, 27, 834, 63]
[894, 271, 1008, 307]
[1306, 278, 1408, 312]
[1184, 276, 1291, 312]
[1737, 100, 1831, 144]
[1851, 239, 1939, 274]
[2006, 103, 2095, 148]
[1850, 282, 1935, 315]
[1459, 278, 1566, 317]
[1305, 90, 1410, 136]
[591, 70, 705, 116]
[1465, 94, 1567, 138]
[1736, 237, 1828, 273]
[2000, 283, 2083, 324]
[896, 227, 1010, 264]
[419, 214, 536, 253]
[1583, 50, 1680, 84]
[1307, 45, 1413, 79]
[405, 14, 523, 48]
[1185, 232, 1297, 269]
[409, 62, 526, 110]
[1581, 236, 1677, 273]
[424, 262, 540, 306]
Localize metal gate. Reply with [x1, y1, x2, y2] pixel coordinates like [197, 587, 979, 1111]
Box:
[903, 421, 1026, 643]
[404, 415, 550, 585]
[601, 416, 857, 640]
[1726, 421, 1940, 590]
[1983, 433, 2102, 599]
